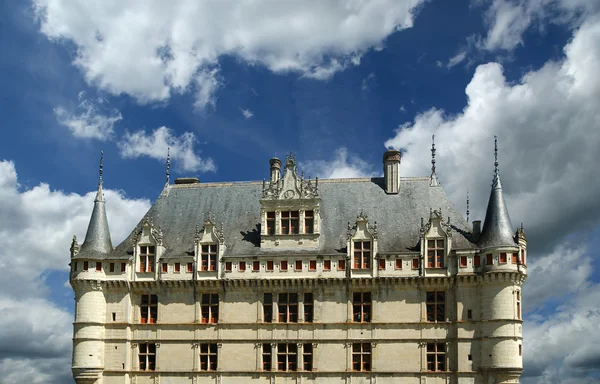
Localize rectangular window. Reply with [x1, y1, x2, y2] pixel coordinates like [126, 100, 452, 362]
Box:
[303, 343, 313, 371]
[516, 291, 521, 320]
[140, 294, 158, 324]
[277, 343, 298, 371]
[426, 343, 445, 372]
[139, 245, 155, 273]
[73, 261, 78, 271]
[512, 252, 518, 264]
[519, 344, 522, 356]
[201, 294, 219, 323]
[96, 262, 102, 272]
[121, 262, 126, 272]
[412, 258, 419, 269]
[487, 254, 493, 265]
[467, 309, 472, 320]
[267, 260, 274, 271]
[309, 260, 316, 271]
[353, 292, 371, 323]
[352, 343, 371, 371]
[460, 256, 467, 267]
[264, 293, 273, 323]
[304, 293, 314, 323]
[305, 210, 314, 234]
[323, 260, 331, 271]
[338, 259, 346, 271]
[225, 262, 232, 272]
[500, 252, 507, 264]
[266, 211, 276, 235]
[395, 259, 402, 270]
[295, 260, 302, 271]
[353, 241, 371, 269]
[83, 261, 88, 271]
[187, 262, 193, 272]
[138, 343, 156, 371]
[201, 244, 217, 271]
[278, 293, 298, 323]
[281, 260, 288, 271]
[474, 255, 481, 267]
[161, 263, 167, 273]
[427, 239, 444, 268]
[174, 263, 180, 273]
[426, 291, 445, 322]
[109, 262, 115, 272]
[239, 261, 246, 271]
[521, 249, 526, 265]
[281, 211, 300, 235]
[199, 343, 218, 371]
[263, 344, 272, 371]
[378, 259, 386, 270]
[253, 261, 260, 271]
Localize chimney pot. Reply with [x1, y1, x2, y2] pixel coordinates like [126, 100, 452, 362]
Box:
[269, 157, 282, 183]
[472, 220, 481, 240]
[383, 149, 401, 194]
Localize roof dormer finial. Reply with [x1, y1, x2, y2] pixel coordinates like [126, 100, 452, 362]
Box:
[99, 150, 104, 184]
[494, 135, 499, 178]
[430, 134, 439, 186]
[166, 147, 171, 184]
[466, 188, 470, 222]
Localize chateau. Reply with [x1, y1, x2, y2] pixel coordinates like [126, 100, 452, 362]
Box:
[69, 139, 527, 384]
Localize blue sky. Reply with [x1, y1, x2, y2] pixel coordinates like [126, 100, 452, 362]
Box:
[1, 0, 600, 383]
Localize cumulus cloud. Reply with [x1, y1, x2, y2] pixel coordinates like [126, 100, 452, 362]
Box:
[240, 108, 254, 119]
[118, 126, 216, 173]
[54, 92, 122, 140]
[33, 0, 424, 107]
[385, 16, 600, 252]
[0, 159, 150, 383]
[301, 148, 377, 179]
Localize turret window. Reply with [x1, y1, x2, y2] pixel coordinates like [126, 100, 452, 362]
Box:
[96, 262, 102, 272]
[427, 239, 444, 268]
[139, 246, 155, 273]
[281, 211, 300, 235]
[516, 291, 521, 320]
[353, 241, 371, 269]
[486, 254, 493, 265]
[200, 244, 217, 271]
[474, 255, 481, 267]
[499, 253, 507, 263]
[512, 253, 518, 264]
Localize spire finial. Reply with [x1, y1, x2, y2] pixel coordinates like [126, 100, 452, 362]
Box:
[494, 135, 499, 177]
[99, 150, 104, 185]
[466, 188, 470, 222]
[429, 135, 439, 186]
[166, 147, 171, 184]
[95, 151, 104, 202]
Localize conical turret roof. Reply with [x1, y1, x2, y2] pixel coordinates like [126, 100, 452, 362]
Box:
[478, 139, 516, 249]
[79, 152, 113, 257]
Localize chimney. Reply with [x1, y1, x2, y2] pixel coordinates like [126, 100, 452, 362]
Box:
[269, 157, 282, 183]
[472, 220, 481, 241]
[383, 149, 401, 194]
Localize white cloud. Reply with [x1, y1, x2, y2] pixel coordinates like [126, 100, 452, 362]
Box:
[240, 108, 254, 119]
[0, 159, 150, 383]
[118, 126, 216, 173]
[361, 73, 376, 91]
[384, 16, 600, 252]
[446, 50, 468, 68]
[33, 0, 425, 107]
[301, 148, 377, 179]
[54, 92, 121, 140]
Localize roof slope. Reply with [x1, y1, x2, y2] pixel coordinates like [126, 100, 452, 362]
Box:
[107, 177, 475, 260]
[478, 174, 517, 249]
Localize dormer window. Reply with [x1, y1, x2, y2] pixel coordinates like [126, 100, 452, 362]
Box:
[305, 210, 314, 234]
[139, 246, 155, 273]
[426, 239, 444, 268]
[353, 241, 371, 269]
[266, 212, 276, 235]
[281, 211, 299, 235]
[201, 244, 217, 271]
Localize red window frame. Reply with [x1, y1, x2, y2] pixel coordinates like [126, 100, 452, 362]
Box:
[266, 212, 275, 235]
[305, 210, 314, 234]
[139, 246, 155, 273]
[338, 259, 346, 271]
[353, 241, 371, 269]
[253, 261, 260, 271]
[225, 262, 232, 272]
[474, 255, 481, 267]
[459, 256, 467, 267]
[201, 244, 217, 271]
[323, 260, 331, 271]
[201, 293, 219, 323]
[281, 211, 299, 235]
[427, 239, 444, 268]
[239, 261, 246, 271]
[309, 260, 316, 271]
[280, 260, 288, 271]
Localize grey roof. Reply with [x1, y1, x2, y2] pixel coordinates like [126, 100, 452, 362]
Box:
[100, 177, 476, 261]
[77, 183, 113, 259]
[477, 174, 517, 249]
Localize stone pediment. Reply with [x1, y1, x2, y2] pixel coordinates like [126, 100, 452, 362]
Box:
[262, 152, 319, 201]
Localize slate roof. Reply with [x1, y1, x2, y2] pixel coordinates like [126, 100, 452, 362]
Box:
[478, 174, 518, 249]
[79, 177, 476, 261]
[76, 183, 113, 259]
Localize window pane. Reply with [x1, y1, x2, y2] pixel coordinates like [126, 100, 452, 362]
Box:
[437, 240, 444, 248]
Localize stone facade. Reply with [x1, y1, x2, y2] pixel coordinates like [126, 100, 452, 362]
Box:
[70, 148, 527, 384]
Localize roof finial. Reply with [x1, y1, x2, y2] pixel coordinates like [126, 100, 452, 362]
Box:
[494, 135, 499, 178]
[95, 151, 104, 202]
[430, 134, 439, 186]
[99, 150, 104, 184]
[466, 188, 470, 222]
[166, 147, 171, 184]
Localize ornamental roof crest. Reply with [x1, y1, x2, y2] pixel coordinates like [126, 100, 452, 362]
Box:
[347, 210, 378, 240]
[195, 213, 225, 244]
[262, 152, 319, 201]
[133, 216, 164, 246]
[420, 208, 452, 237]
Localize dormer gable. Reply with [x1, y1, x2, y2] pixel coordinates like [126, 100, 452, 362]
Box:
[420, 209, 452, 270]
[133, 217, 164, 275]
[194, 214, 225, 274]
[347, 211, 378, 275]
[260, 152, 321, 249]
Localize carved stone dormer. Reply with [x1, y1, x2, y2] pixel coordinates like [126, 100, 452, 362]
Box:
[420, 209, 452, 273]
[347, 210, 378, 276]
[70, 235, 80, 258]
[132, 217, 164, 277]
[260, 152, 321, 249]
[195, 213, 226, 276]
